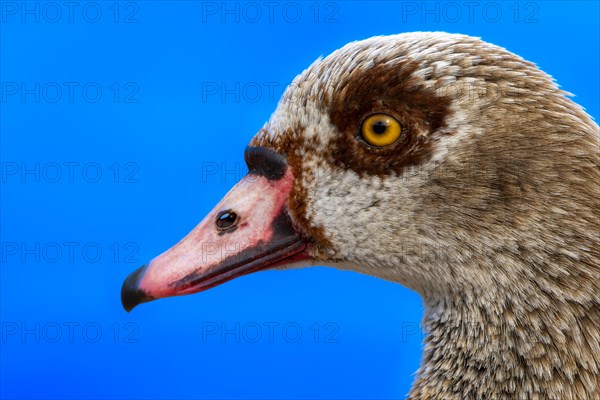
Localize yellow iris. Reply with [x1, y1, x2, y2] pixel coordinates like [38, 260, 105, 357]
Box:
[360, 114, 402, 147]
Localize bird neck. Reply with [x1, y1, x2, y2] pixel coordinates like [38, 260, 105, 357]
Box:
[408, 285, 600, 400]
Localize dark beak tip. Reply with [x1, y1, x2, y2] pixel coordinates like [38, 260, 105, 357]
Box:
[121, 265, 155, 312]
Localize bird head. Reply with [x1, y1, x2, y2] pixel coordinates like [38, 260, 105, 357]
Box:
[122, 32, 599, 311]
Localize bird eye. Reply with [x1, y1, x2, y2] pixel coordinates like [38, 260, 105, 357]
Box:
[360, 114, 402, 147]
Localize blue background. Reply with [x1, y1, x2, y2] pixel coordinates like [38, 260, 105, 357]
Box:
[1, 1, 598, 399]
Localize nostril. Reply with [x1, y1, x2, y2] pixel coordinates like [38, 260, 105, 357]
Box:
[215, 210, 238, 231]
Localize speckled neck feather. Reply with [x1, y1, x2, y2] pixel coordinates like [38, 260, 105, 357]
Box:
[251, 32, 599, 399]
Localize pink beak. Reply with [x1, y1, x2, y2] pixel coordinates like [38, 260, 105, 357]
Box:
[121, 147, 310, 312]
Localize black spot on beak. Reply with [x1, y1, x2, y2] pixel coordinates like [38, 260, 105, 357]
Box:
[244, 146, 287, 180]
[121, 264, 156, 312]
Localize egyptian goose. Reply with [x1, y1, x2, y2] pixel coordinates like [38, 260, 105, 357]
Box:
[122, 32, 600, 399]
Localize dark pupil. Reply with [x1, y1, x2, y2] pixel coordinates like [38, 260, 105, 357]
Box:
[216, 211, 237, 229]
[372, 121, 388, 135]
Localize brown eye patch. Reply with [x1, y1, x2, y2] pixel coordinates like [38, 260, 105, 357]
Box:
[325, 60, 453, 177]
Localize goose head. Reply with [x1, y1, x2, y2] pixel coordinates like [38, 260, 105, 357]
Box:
[122, 32, 599, 398]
